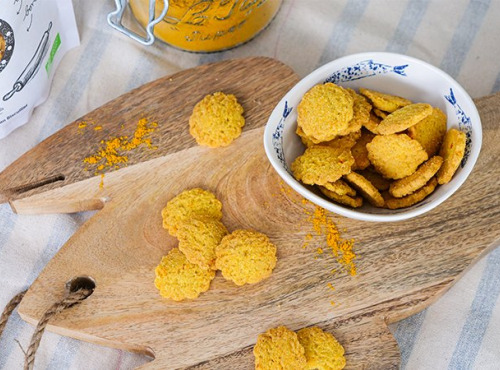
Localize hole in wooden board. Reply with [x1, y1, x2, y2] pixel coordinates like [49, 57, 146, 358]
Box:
[63, 275, 153, 366]
[65, 276, 96, 297]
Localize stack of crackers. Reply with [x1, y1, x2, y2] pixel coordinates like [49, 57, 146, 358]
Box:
[155, 188, 277, 301]
[292, 83, 466, 210]
[254, 325, 346, 370]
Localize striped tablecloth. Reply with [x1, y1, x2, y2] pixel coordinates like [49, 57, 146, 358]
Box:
[1, 1, 499, 369]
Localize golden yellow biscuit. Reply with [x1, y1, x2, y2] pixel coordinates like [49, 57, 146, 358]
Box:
[297, 327, 346, 370]
[408, 107, 448, 157]
[436, 128, 466, 184]
[363, 112, 381, 134]
[215, 230, 277, 286]
[344, 172, 384, 207]
[154, 248, 215, 301]
[291, 146, 354, 186]
[325, 131, 360, 150]
[380, 190, 393, 207]
[366, 134, 428, 179]
[338, 89, 372, 136]
[373, 108, 389, 119]
[189, 92, 245, 147]
[376, 103, 433, 135]
[297, 126, 359, 149]
[359, 88, 412, 112]
[323, 180, 356, 197]
[254, 326, 307, 370]
[389, 156, 443, 198]
[297, 126, 318, 147]
[177, 218, 228, 270]
[385, 177, 438, 209]
[351, 129, 375, 170]
[357, 169, 391, 191]
[319, 186, 363, 208]
[161, 188, 222, 237]
[297, 83, 354, 142]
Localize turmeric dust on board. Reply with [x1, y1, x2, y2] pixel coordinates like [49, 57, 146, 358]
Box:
[278, 181, 358, 306]
[82, 118, 158, 188]
[305, 202, 357, 277]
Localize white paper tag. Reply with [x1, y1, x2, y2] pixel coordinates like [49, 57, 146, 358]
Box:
[0, 0, 80, 139]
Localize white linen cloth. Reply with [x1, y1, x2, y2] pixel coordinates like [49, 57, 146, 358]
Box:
[1, 1, 499, 369]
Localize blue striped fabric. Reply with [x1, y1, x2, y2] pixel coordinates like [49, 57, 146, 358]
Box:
[317, 0, 370, 67]
[385, 0, 430, 54]
[440, 0, 491, 79]
[393, 310, 428, 368]
[1, 1, 499, 369]
[448, 248, 500, 369]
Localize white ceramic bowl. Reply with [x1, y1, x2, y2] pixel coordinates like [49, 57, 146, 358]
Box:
[264, 52, 482, 222]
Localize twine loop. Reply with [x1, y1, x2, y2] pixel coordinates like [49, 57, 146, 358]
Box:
[0, 277, 95, 370]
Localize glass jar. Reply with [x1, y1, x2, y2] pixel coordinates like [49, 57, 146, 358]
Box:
[127, 0, 282, 52]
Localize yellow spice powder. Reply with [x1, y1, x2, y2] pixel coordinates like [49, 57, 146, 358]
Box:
[308, 203, 358, 277]
[278, 181, 359, 305]
[83, 118, 157, 188]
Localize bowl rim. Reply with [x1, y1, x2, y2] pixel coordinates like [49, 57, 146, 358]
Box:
[263, 51, 482, 222]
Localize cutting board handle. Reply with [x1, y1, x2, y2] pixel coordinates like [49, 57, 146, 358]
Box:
[135, 316, 400, 369]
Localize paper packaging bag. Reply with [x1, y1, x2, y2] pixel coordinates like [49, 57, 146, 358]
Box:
[0, 0, 79, 139]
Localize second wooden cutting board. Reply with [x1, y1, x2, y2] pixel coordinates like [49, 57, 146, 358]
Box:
[1, 57, 499, 369]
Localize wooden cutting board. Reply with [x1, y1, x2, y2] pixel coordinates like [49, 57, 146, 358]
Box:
[1, 57, 499, 369]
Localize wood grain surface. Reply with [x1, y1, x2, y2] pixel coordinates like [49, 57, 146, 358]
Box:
[1, 58, 499, 369]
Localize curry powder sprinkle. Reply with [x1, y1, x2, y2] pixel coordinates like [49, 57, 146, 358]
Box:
[83, 118, 157, 188]
[277, 181, 359, 305]
[307, 202, 358, 277]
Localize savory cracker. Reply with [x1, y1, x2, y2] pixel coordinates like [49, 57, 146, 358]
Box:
[297, 126, 360, 149]
[389, 156, 443, 198]
[385, 177, 438, 209]
[215, 230, 277, 286]
[373, 108, 389, 119]
[297, 83, 354, 142]
[326, 131, 361, 150]
[351, 129, 375, 170]
[357, 169, 391, 191]
[177, 218, 228, 270]
[366, 134, 428, 179]
[254, 326, 307, 370]
[189, 92, 245, 147]
[161, 188, 222, 237]
[319, 186, 363, 208]
[338, 89, 372, 136]
[291, 146, 354, 186]
[297, 327, 346, 370]
[376, 103, 433, 135]
[359, 88, 412, 112]
[363, 112, 381, 134]
[436, 128, 466, 184]
[297, 126, 317, 147]
[408, 107, 447, 156]
[323, 179, 356, 197]
[154, 248, 215, 301]
[344, 172, 384, 207]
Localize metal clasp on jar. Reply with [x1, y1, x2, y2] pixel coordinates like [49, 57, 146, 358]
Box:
[107, 0, 168, 46]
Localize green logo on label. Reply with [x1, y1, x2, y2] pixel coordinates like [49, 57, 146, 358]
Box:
[45, 33, 61, 75]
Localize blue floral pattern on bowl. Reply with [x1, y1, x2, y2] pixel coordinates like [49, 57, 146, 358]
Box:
[272, 101, 292, 171]
[324, 59, 409, 84]
[444, 88, 472, 167]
